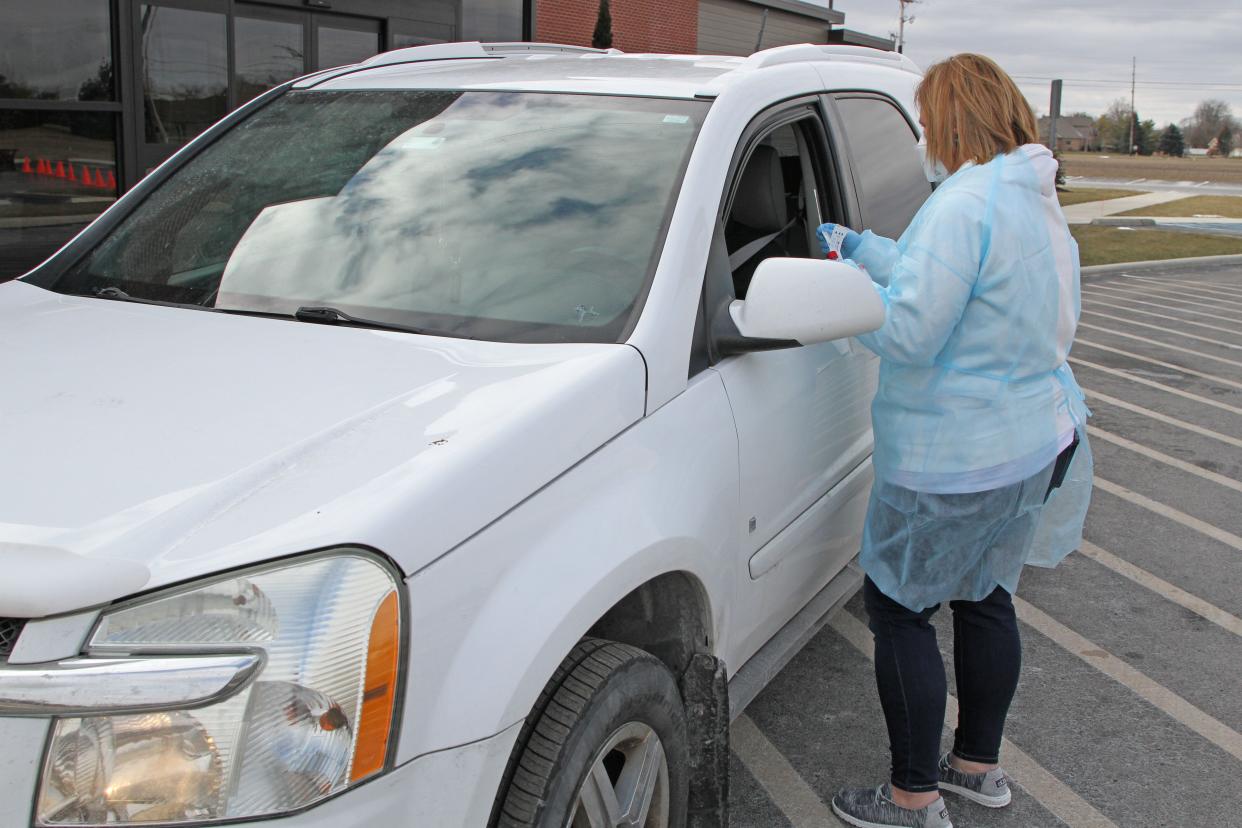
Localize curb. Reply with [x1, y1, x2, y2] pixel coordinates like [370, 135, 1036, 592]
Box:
[1081, 253, 1242, 278]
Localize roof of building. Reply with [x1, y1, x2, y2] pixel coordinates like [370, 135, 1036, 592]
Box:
[299, 42, 921, 100]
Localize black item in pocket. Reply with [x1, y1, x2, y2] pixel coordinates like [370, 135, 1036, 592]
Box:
[1044, 434, 1080, 501]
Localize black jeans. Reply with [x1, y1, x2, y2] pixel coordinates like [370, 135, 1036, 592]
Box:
[863, 576, 1021, 793]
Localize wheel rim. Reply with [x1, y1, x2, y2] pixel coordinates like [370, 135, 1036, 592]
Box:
[567, 721, 670, 828]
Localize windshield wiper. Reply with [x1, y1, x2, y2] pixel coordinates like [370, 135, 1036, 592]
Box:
[293, 306, 433, 336]
[89, 286, 199, 309]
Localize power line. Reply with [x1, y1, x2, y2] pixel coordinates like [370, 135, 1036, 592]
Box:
[1012, 74, 1242, 89]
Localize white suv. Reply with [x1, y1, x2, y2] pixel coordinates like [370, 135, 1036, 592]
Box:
[0, 42, 931, 828]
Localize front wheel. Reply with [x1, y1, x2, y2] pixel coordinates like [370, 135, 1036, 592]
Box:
[496, 639, 689, 828]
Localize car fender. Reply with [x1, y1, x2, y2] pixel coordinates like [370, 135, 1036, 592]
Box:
[395, 369, 740, 764]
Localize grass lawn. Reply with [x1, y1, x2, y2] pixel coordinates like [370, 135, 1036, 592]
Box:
[1057, 187, 1142, 206]
[1114, 195, 1242, 218]
[1060, 152, 1242, 184]
[1071, 225, 1242, 266]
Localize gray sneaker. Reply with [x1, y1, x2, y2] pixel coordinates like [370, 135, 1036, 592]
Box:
[831, 784, 952, 828]
[937, 753, 1012, 808]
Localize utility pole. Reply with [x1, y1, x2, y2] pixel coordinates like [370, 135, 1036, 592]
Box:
[896, 0, 919, 54]
[1049, 79, 1063, 153]
[1128, 56, 1136, 155]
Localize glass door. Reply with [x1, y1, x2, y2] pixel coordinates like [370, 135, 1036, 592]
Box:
[235, 5, 306, 105]
[313, 14, 382, 71]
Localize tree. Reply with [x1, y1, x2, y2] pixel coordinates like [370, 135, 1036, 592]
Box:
[1097, 98, 1133, 152]
[1137, 118, 1156, 155]
[1221, 126, 1235, 157]
[591, 0, 613, 50]
[1158, 123, 1185, 157]
[1181, 99, 1237, 149]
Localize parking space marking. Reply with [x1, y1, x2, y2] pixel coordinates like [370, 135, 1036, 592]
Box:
[1081, 298, 1242, 336]
[1087, 427, 1242, 491]
[1014, 597, 1242, 764]
[830, 612, 1121, 828]
[1074, 338, 1242, 392]
[1128, 277, 1242, 297]
[1094, 477, 1242, 552]
[731, 714, 842, 827]
[1077, 323, 1242, 369]
[1091, 284, 1242, 316]
[1085, 389, 1242, 450]
[1070, 358, 1242, 416]
[1078, 542, 1242, 638]
[1087, 426, 1242, 493]
[1080, 310, 1242, 352]
[1115, 279, 1242, 310]
[1083, 286, 1242, 324]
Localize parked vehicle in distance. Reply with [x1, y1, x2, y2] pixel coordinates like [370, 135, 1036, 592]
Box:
[0, 41, 930, 827]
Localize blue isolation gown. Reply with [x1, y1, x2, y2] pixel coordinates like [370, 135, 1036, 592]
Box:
[849, 144, 1093, 612]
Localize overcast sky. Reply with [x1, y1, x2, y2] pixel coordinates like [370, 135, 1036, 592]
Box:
[831, 0, 1242, 127]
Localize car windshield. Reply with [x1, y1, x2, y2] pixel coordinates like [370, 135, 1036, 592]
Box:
[33, 90, 707, 343]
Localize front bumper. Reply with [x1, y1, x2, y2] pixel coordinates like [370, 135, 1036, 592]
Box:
[0, 717, 522, 827]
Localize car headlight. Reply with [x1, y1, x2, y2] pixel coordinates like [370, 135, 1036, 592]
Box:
[35, 550, 403, 825]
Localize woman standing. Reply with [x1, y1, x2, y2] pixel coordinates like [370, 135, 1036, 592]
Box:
[820, 54, 1093, 828]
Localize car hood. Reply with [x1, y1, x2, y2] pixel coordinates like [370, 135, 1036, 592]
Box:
[0, 282, 646, 617]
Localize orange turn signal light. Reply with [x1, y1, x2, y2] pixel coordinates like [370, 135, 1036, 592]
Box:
[350, 590, 400, 782]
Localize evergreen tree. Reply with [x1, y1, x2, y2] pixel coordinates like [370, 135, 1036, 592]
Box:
[1158, 123, 1185, 157]
[591, 0, 613, 49]
[1220, 126, 1235, 157]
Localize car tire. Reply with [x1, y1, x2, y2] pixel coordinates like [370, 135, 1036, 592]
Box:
[495, 637, 690, 828]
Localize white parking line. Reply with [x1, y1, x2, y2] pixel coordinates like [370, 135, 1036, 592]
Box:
[1117, 279, 1242, 310]
[830, 612, 1120, 828]
[1083, 286, 1242, 324]
[1079, 310, 1242, 352]
[1070, 358, 1242, 416]
[1078, 322, 1242, 369]
[731, 714, 842, 827]
[1131, 277, 1242, 297]
[1085, 389, 1242, 450]
[1014, 597, 1242, 764]
[1124, 178, 1146, 184]
[1087, 426, 1242, 494]
[1091, 283, 1242, 316]
[1078, 542, 1242, 638]
[1081, 298, 1242, 336]
[1074, 338, 1242, 392]
[1094, 477, 1242, 552]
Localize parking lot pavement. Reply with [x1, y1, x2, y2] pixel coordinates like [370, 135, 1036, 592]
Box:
[727, 261, 1242, 827]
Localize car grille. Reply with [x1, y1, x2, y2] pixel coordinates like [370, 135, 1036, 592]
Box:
[0, 617, 25, 659]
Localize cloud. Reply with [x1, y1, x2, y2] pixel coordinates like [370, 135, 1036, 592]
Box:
[833, 0, 1242, 126]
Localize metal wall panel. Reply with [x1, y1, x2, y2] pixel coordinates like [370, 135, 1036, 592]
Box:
[697, 0, 827, 56]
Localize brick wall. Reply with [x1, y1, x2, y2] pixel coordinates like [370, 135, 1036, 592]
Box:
[536, 0, 698, 53]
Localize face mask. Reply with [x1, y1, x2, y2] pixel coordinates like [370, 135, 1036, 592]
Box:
[916, 138, 949, 185]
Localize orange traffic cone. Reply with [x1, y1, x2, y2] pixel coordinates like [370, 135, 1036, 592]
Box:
[105, 170, 116, 190]
[36, 159, 47, 175]
[67, 164, 77, 182]
[21, 157, 32, 174]
[81, 167, 94, 186]
[55, 161, 66, 179]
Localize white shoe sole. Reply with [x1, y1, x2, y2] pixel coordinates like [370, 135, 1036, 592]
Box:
[831, 800, 954, 828]
[938, 780, 1012, 809]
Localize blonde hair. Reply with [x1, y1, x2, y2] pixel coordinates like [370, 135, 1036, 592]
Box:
[916, 53, 1039, 173]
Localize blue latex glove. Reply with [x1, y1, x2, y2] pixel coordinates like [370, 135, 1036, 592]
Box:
[816, 223, 862, 259]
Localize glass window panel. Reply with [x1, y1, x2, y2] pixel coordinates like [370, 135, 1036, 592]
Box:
[0, 0, 113, 101]
[834, 97, 930, 239]
[140, 5, 227, 144]
[461, 0, 524, 42]
[0, 110, 117, 280]
[392, 22, 454, 49]
[45, 91, 706, 344]
[316, 23, 381, 70]
[236, 14, 305, 104]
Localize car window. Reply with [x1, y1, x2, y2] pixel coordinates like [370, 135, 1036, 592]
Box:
[834, 96, 930, 239]
[723, 118, 830, 299]
[32, 90, 707, 344]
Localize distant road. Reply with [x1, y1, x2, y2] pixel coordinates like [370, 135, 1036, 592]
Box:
[1067, 176, 1242, 198]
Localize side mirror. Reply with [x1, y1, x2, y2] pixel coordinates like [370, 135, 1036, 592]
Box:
[728, 257, 885, 347]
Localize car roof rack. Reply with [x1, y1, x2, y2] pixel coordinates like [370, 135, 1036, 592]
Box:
[741, 43, 920, 75]
[358, 41, 622, 70]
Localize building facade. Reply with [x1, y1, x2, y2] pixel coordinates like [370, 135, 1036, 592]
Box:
[1, 0, 881, 279]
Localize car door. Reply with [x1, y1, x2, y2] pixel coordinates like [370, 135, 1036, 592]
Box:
[702, 100, 880, 660]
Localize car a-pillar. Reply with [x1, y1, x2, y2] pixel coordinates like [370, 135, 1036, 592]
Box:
[487, 571, 727, 828]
